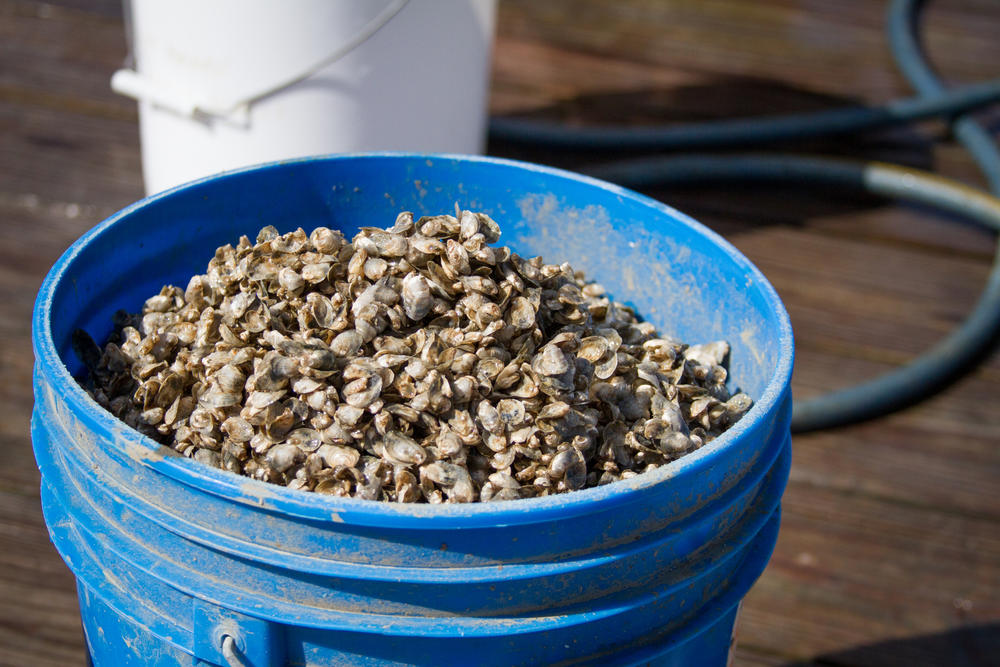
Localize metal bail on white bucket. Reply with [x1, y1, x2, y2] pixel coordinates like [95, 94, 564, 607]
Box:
[111, 0, 498, 194]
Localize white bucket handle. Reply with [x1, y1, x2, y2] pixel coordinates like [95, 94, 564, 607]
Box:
[111, 0, 409, 121]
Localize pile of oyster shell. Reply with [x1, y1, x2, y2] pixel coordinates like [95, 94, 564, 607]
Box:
[80, 210, 752, 503]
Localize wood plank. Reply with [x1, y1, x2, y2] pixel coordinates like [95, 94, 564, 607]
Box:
[0, 101, 143, 204]
[0, 0, 133, 125]
[738, 481, 1000, 664]
[789, 428, 1000, 523]
[0, 490, 85, 667]
[731, 648, 790, 667]
[495, 0, 1000, 102]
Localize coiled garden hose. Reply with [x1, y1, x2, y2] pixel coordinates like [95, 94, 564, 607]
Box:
[489, 0, 1000, 433]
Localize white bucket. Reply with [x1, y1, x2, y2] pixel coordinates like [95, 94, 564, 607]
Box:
[112, 0, 498, 194]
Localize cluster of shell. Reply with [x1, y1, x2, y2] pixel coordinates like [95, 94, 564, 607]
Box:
[81, 210, 752, 503]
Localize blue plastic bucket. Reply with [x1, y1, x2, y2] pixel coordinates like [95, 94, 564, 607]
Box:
[31, 153, 793, 666]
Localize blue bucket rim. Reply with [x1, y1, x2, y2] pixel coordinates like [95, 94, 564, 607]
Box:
[32, 152, 794, 527]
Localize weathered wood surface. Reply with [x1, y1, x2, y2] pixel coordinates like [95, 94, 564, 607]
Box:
[1, 0, 997, 665]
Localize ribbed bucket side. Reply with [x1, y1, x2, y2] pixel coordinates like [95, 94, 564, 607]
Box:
[32, 154, 793, 666]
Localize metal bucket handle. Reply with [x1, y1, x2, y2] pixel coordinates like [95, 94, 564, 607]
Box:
[193, 599, 282, 666]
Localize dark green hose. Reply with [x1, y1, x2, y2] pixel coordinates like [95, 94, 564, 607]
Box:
[490, 78, 1000, 151]
[488, 0, 1000, 432]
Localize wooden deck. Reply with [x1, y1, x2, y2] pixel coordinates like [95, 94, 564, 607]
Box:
[1, 0, 997, 664]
